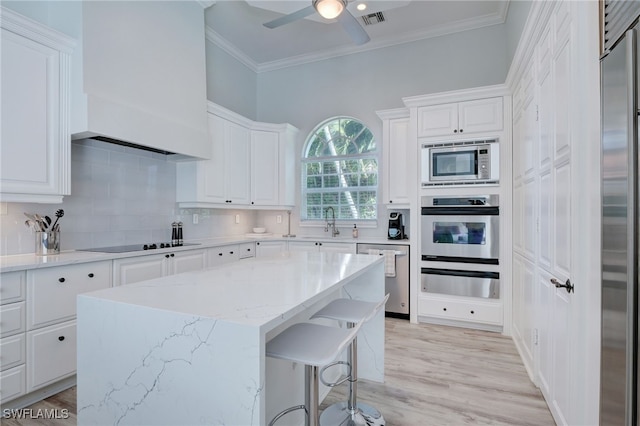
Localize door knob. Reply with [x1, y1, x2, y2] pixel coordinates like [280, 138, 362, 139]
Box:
[550, 277, 574, 293]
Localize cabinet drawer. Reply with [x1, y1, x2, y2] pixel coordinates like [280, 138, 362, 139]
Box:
[0, 364, 26, 404]
[0, 302, 25, 338]
[27, 320, 76, 391]
[238, 242, 255, 259]
[27, 261, 111, 329]
[418, 296, 503, 325]
[0, 334, 26, 371]
[1, 271, 25, 305]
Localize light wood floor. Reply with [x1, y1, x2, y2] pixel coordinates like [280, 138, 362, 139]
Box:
[3, 318, 554, 426]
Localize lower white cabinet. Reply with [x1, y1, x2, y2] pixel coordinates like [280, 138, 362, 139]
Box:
[0, 365, 26, 404]
[208, 245, 240, 266]
[0, 334, 25, 372]
[418, 294, 503, 326]
[288, 241, 356, 254]
[27, 261, 111, 329]
[113, 249, 207, 286]
[27, 320, 76, 391]
[255, 241, 287, 257]
[0, 302, 25, 338]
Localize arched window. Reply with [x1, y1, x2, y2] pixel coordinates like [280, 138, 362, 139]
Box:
[301, 117, 377, 221]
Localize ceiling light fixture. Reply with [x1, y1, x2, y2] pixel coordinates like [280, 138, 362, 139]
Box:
[356, 3, 367, 11]
[313, 0, 347, 20]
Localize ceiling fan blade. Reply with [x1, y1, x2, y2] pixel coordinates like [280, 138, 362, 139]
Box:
[337, 9, 370, 45]
[263, 5, 316, 29]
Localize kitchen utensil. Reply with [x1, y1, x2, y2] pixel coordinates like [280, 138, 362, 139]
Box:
[51, 209, 64, 230]
[25, 220, 37, 231]
[45, 216, 52, 227]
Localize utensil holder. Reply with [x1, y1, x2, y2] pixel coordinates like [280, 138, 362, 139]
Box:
[36, 231, 60, 255]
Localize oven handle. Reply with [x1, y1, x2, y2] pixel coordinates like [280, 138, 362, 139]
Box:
[421, 268, 499, 279]
[421, 206, 499, 215]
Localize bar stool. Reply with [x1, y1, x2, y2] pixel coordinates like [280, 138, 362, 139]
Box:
[266, 321, 363, 426]
[311, 294, 389, 426]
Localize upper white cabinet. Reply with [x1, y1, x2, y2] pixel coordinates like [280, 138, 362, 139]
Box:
[377, 108, 411, 206]
[417, 97, 503, 138]
[177, 102, 298, 209]
[0, 8, 75, 203]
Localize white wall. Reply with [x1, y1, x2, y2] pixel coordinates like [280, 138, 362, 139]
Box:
[205, 42, 258, 120]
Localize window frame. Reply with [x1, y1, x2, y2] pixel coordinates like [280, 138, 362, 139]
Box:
[300, 116, 379, 227]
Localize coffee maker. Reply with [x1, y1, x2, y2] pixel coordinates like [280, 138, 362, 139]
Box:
[388, 212, 405, 240]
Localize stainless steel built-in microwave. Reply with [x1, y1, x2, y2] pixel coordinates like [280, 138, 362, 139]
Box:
[421, 139, 500, 186]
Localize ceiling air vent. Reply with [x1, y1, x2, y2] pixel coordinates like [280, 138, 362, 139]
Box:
[362, 12, 385, 26]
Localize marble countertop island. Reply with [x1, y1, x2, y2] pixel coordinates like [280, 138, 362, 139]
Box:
[76, 251, 385, 425]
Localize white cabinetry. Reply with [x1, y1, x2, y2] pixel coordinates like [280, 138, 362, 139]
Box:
[377, 108, 411, 206]
[255, 241, 287, 257]
[0, 271, 26, 404]
[25, 262, 110, 393]
[417, 97, 503, 138]
[288, 241, 356, 254]
[177, 102, 298, 209]
[113, 249, 207, 286]
[418, 295, 503, 326]
[0, 9, 74, 203]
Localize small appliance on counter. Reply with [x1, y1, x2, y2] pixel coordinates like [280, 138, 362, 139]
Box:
[388, 212, 405, 240]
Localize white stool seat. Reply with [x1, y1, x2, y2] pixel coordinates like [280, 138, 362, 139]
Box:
[266, 322, 360, 366]
[312, 295, 389, 324]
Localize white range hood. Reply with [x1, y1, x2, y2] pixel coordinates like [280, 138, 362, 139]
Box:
[71, 1, 210, 159]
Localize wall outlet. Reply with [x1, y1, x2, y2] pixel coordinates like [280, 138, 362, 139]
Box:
[193, 213, 199, 224]
[235, 214, 240, 224]
[276, 215, 282, 224]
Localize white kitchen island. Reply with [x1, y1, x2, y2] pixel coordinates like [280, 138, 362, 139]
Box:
[76, 251, 385, 426]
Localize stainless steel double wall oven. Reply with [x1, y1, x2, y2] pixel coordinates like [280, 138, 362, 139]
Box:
[420, 195, 500, 299]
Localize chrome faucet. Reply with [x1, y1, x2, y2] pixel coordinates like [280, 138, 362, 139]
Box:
[324, 207, 340, 237]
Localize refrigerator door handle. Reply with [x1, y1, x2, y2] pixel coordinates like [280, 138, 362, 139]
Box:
[550, 277, 574, 293]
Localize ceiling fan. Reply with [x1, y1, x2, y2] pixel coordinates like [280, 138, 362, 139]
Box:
[263, 0, 371, 45]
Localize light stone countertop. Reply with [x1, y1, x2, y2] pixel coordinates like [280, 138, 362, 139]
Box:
[78, 250, 383, 329]
[0, 235, 409, 273]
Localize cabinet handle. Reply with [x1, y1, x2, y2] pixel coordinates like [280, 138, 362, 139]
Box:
[443, 308, 447, 311]
[58, 277, 65, 283]
[165, 254, 170, 258]
[251, 201, 254, 205]
[389, 200, 393, 203]
[318, 243, 322, 246]
[246, 248, 251, 251]
[170, 253, 175, 257]
[470, 310, 475, 314]
[88, 273, 94, 278]
[453, 129, 458, 133]
[257, 242, 261, 246]
[229, 251, 234, 255]
[460, 129, 464, 133]
[58, 336, 65, 342]
[218, 253, 223, 256]
[315, 242, 318, 246]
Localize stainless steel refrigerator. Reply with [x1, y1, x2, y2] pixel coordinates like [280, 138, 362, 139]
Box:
[601, 21, 640, 426]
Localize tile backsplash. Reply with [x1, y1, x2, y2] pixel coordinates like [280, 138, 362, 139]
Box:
[0, 140, 255, 255]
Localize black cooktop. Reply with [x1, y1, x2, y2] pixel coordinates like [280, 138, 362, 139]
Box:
[81, 242, 200, 253]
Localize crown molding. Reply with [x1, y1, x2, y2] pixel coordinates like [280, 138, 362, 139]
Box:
[207, 3, 509, 74]
[0, 6, 76, 52]
[205, 25, 260, 73]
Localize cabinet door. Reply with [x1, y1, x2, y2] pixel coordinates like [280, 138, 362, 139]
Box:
[200, 114, 227, 203]
[27, 262, 111, 329]
[287, 241, 319, 251]
[255, 241, 286, 257]
[251, 130, 279, 206]
[225, 121, 251, 204]
[27, 320, 76, 391]
[458, 97, 503, 134]
[417, 103, 458, 137]
[384, 118, 411, 205]
[1, 27, 71, 203]
[319, 242, 356, 254]
[113, 255, 166, 286]
[170, 249, 207, 275]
